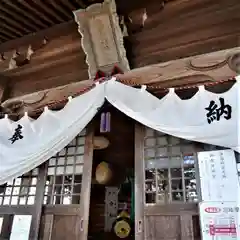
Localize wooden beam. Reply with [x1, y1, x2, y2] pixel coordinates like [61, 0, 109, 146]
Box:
[116, 46, 240, 86]
[1, 46, 239, 116]
[0, 21, 75, 53]
[29, 163, 48, 240]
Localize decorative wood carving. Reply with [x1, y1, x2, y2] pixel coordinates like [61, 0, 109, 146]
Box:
[1, 47, 239, 116]
[74, 0, 130, 79]
[0, 38, 47, 72]
[228, 51, 240, 74]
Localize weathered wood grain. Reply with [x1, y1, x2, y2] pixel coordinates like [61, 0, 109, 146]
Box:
[1, 46, 238, 116]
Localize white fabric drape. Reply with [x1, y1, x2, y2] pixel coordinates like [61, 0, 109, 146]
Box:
[0, 83, 105, 184]
[0, 76, 239, 184]
[106, 78, 240, 153]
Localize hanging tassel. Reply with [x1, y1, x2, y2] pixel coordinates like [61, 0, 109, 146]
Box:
[100, 112, 106, 133]
[105, 112, 111, 132]
[100, 112, 111, 133]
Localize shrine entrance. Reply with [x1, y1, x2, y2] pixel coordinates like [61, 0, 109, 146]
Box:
[87, 105, 136, 240]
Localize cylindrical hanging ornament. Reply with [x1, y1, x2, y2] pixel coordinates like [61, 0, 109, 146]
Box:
[100, 112, 111, 133]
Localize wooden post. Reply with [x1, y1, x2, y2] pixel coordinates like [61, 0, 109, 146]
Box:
[29, 163, 48, 240]
[135, 124, 145, 240]
[78, 125, 94, 240]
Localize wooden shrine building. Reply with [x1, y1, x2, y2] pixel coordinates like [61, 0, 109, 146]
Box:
[0, 0, 239, 240]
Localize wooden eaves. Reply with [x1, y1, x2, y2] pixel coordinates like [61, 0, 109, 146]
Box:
[1, 46, 240, 117]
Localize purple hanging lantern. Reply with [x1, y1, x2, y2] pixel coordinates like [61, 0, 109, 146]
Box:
[100, 112, 111, 133]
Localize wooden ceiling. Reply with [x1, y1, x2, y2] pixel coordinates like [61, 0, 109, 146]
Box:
[0, 0, 172, 45]
[0, 0, 103, 44]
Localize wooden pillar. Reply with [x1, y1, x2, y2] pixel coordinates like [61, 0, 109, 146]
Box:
[29, 163, 48, 240]
[135, 124, 145, 240]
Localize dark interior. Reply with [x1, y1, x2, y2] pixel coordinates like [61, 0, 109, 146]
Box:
[88, 103, 135, 240]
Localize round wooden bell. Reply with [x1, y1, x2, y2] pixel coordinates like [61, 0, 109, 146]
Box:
[95, 161, 112, 184]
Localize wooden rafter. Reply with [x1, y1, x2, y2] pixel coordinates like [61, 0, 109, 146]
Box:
[0, 12, 29, 35]
[17, 0, 55, 25]
[74, 0, 87, 9]
[0, 21, 75, 53]
[49, 0, 72, 19]
[32, 0, 65, 23]
[3, 0, 48, 28]
[1, 24, 24, 38]
[1, 1, 39, 32]
[60, 0, 77, 10]
[0, 30, 19, 41]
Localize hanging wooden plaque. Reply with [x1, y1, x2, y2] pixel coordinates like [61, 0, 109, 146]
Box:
[74, 0, 129, 79]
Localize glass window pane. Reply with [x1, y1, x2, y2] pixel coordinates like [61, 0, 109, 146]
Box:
[77, 137, 85, 145]
[3, 197, 10, 205]
[157, 192, 169, 203]
[171, 168, 182, 178]
[76, 146, 84, 155]
[145, 169, 155, 180]
[156, 137, 168, 146]
[58, 148, 66, 156]
[15, 179, 22, 186]
[66, 166, 74, 174]
[144, 148, 155, 159]
[5, 187, 12, 195]
[156, 147, 168, 157]
[76, 155, 84, 164]
[144, 127, 199, 205]
[186, 190, 198, 202]
[19, 196, 27, 205]
[145, 180, 156, 192]
[145, 128, 154, 137]
[56, 167, 64, 175]
[145, 138, 156, 147]
[75, 165, 83, 174]
[172, 192, 183, 201]
[57, 157, 65, 165]
[66, 156, 75, 165]
[13, 187, 20, 195]
[146, 193, 156, 204]
[171, 179, 182, 191]
[171, 146, 181, 155]
[169, 136, 180, 145]
[45, 130, 85, 205]
[11, 196, 18, 205]
[49, 158, 56, 166]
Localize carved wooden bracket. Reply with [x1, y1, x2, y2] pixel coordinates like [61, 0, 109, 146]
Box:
[74, 0, 130, 79]
[0, 38, 47, 72]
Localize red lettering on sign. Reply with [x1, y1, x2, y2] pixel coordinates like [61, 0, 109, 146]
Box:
[209, 224, 237, 236]
[205, 207, 221, 213]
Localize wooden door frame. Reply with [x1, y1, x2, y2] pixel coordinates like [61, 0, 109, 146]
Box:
[78, 125, 94, 240]
[135, 123, 145, 240]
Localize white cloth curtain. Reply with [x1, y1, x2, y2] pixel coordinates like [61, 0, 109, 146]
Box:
[0, 84, 105, 184]
[106, 78, 240, 153]
[0, 77, 239, 184]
